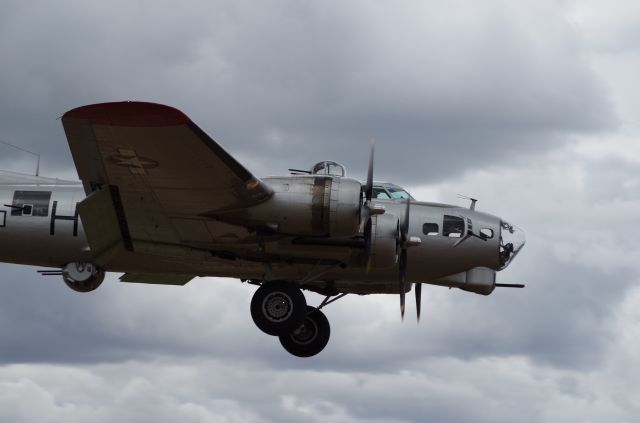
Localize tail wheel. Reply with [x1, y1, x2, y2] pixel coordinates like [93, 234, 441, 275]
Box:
[62, 262, 105, 293]
[279, 306, 330, 358]
[250, 281, 307, 336]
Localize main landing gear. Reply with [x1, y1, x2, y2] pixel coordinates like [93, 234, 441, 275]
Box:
[250, 281, 341, 357]
[279, 305, 330, 358]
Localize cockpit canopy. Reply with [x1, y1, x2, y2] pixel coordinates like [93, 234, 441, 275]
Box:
[310, 161, 346, 177]
[309, 161, 414, 200]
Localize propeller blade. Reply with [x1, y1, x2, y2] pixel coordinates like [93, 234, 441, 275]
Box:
[363, 218, 373, 272]
[365, 140, 375, 203]
[399, 250, 407, 320]
[397, 197, 411, 320]
[362, 140, 379, 271]
[401, 196, 410, 240]
[415, 282, 421, 322]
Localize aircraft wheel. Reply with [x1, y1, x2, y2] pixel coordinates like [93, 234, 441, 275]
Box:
[62, 262, 105, 293]
[251, 281, 307, 336]
[279, 306, 330, 358]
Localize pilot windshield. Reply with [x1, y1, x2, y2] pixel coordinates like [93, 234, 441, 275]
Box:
[387, 186, 411, 200]
[367, 184, 414, 200]
[372, 187, 391, 199]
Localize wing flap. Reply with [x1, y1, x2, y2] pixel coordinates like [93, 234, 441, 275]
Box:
[77, 186, 132, 266]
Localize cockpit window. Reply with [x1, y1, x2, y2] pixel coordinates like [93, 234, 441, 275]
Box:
[372, 187, 391, 199]
[443, 215, 464, 238]
[387, 187, 411, 199]
[364, 184, 415, 201]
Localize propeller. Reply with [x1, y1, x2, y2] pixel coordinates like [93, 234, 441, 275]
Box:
[360, 142, 420, 320]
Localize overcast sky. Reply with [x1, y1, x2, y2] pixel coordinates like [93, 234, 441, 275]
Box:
[1, 1, 639, 422]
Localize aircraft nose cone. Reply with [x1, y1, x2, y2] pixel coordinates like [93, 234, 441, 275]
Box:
[498, 221, 525, 270]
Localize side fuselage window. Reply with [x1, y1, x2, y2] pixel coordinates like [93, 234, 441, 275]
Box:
[11, 191, 52, 216]
[423, 223, 439, 236]
[443, 215, 464, 238]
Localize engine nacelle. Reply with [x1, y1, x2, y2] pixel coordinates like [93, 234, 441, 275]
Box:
[62, 262, 105, 293]
[367, 213, 400, 270]
[239, 176, 363, 237]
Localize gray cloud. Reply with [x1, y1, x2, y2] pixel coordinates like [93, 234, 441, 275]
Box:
[0, 0, 616, 183]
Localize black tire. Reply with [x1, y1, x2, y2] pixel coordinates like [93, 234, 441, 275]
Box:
[250, 281, 307, 336]
[279, 306, 330, 358]
[62, 265, 105, 293]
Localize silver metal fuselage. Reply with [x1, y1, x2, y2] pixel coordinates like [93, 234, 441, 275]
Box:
[0, 174, 92, 267]
[0, 171, 514, 294]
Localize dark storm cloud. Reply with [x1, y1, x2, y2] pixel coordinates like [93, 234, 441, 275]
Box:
[0, 0, 615, 183]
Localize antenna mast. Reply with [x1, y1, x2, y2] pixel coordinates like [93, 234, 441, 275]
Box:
[457, 194, 478, 210]
[0, 139, 41, 176]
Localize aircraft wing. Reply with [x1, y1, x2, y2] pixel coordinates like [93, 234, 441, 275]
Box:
[62, 101, 272, 263]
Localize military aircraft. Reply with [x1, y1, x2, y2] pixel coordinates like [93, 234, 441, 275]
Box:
[0, 102, 525, 357]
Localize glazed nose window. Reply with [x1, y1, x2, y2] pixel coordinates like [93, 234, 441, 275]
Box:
[498, 221, 525, 269]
